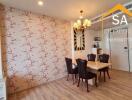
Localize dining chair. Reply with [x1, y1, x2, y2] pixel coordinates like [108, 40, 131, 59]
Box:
[65, 57, 78, 84]
[87, 54, 96, 61]
[98, 54, 110, 82]
[76, 59, 97, 92]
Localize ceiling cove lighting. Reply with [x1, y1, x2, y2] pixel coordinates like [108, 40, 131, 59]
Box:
[73, 10, 91, 31]
[38, 0, 44, 6]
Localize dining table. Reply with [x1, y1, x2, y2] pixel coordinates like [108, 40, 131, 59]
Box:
[88, 61, 112, 83]
[73, 60, 111, 84]
[87, 61, 111, 70]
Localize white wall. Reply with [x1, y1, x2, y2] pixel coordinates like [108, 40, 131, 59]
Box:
[103, 29, 110, 54]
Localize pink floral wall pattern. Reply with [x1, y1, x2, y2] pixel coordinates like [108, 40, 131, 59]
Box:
[0, 6, 71, 94]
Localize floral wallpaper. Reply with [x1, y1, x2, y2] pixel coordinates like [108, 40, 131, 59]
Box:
[0, 5, 71, 94]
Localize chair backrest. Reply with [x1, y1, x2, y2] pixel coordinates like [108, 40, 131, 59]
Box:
[65, 57, 72, 73]
[87, 54, 96, 61]
[99, 54, 109, 63]
[76, 59, 87, 78]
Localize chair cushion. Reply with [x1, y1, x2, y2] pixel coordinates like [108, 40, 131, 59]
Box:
[85, 72, 96, 79]
[72, 67, 78, 74]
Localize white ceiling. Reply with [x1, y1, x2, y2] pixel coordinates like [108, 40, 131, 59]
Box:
[0, 0, 131, 21]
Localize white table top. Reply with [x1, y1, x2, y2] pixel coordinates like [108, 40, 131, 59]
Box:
[87, 61, 111, 70]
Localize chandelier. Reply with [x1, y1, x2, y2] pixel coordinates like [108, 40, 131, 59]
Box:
[73, 10, 91, 31]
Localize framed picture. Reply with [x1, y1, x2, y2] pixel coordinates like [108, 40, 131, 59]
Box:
[74, 29, 85, 51]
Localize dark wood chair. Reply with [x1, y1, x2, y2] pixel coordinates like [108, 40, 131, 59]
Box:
[76, 59, 97, 92]
[65, 57, 78, 84]
[87, 54, 96, 61]
[98, 54, 110, 82]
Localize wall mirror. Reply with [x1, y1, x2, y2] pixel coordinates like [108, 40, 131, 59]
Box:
[74, 29, 85, 51]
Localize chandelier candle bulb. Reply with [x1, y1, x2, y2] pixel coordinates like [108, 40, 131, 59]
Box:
[88, 20, 92, 26]
[77, 20, 81, 26]
[73, 23, 78, 29]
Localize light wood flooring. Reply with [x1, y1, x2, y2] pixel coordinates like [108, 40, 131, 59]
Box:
[9, 70, 132, 100]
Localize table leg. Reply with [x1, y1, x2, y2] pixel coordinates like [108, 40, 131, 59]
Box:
[96, 71, 100, 83]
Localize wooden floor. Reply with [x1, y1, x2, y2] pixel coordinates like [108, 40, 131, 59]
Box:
[9, 70, 132, 100]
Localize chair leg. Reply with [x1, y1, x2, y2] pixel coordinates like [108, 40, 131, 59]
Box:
[103, 71, 106, 82]
[99, 71, 101, 81]
[75, 74, 78, 83]
[72, 74, 74, 84]
[77, 77, 80, 87]
[86, 79, 89, 92]
[107, 70, 110, 79]
[98, 71, 101, 81]
[95, 76, 98, 87]
[67, 74, 69, 81]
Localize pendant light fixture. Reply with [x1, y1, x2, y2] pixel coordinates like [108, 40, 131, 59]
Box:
[73, 10, 91, 31]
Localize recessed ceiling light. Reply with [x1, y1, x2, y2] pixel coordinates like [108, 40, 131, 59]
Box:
[38, 1, 44, 6]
